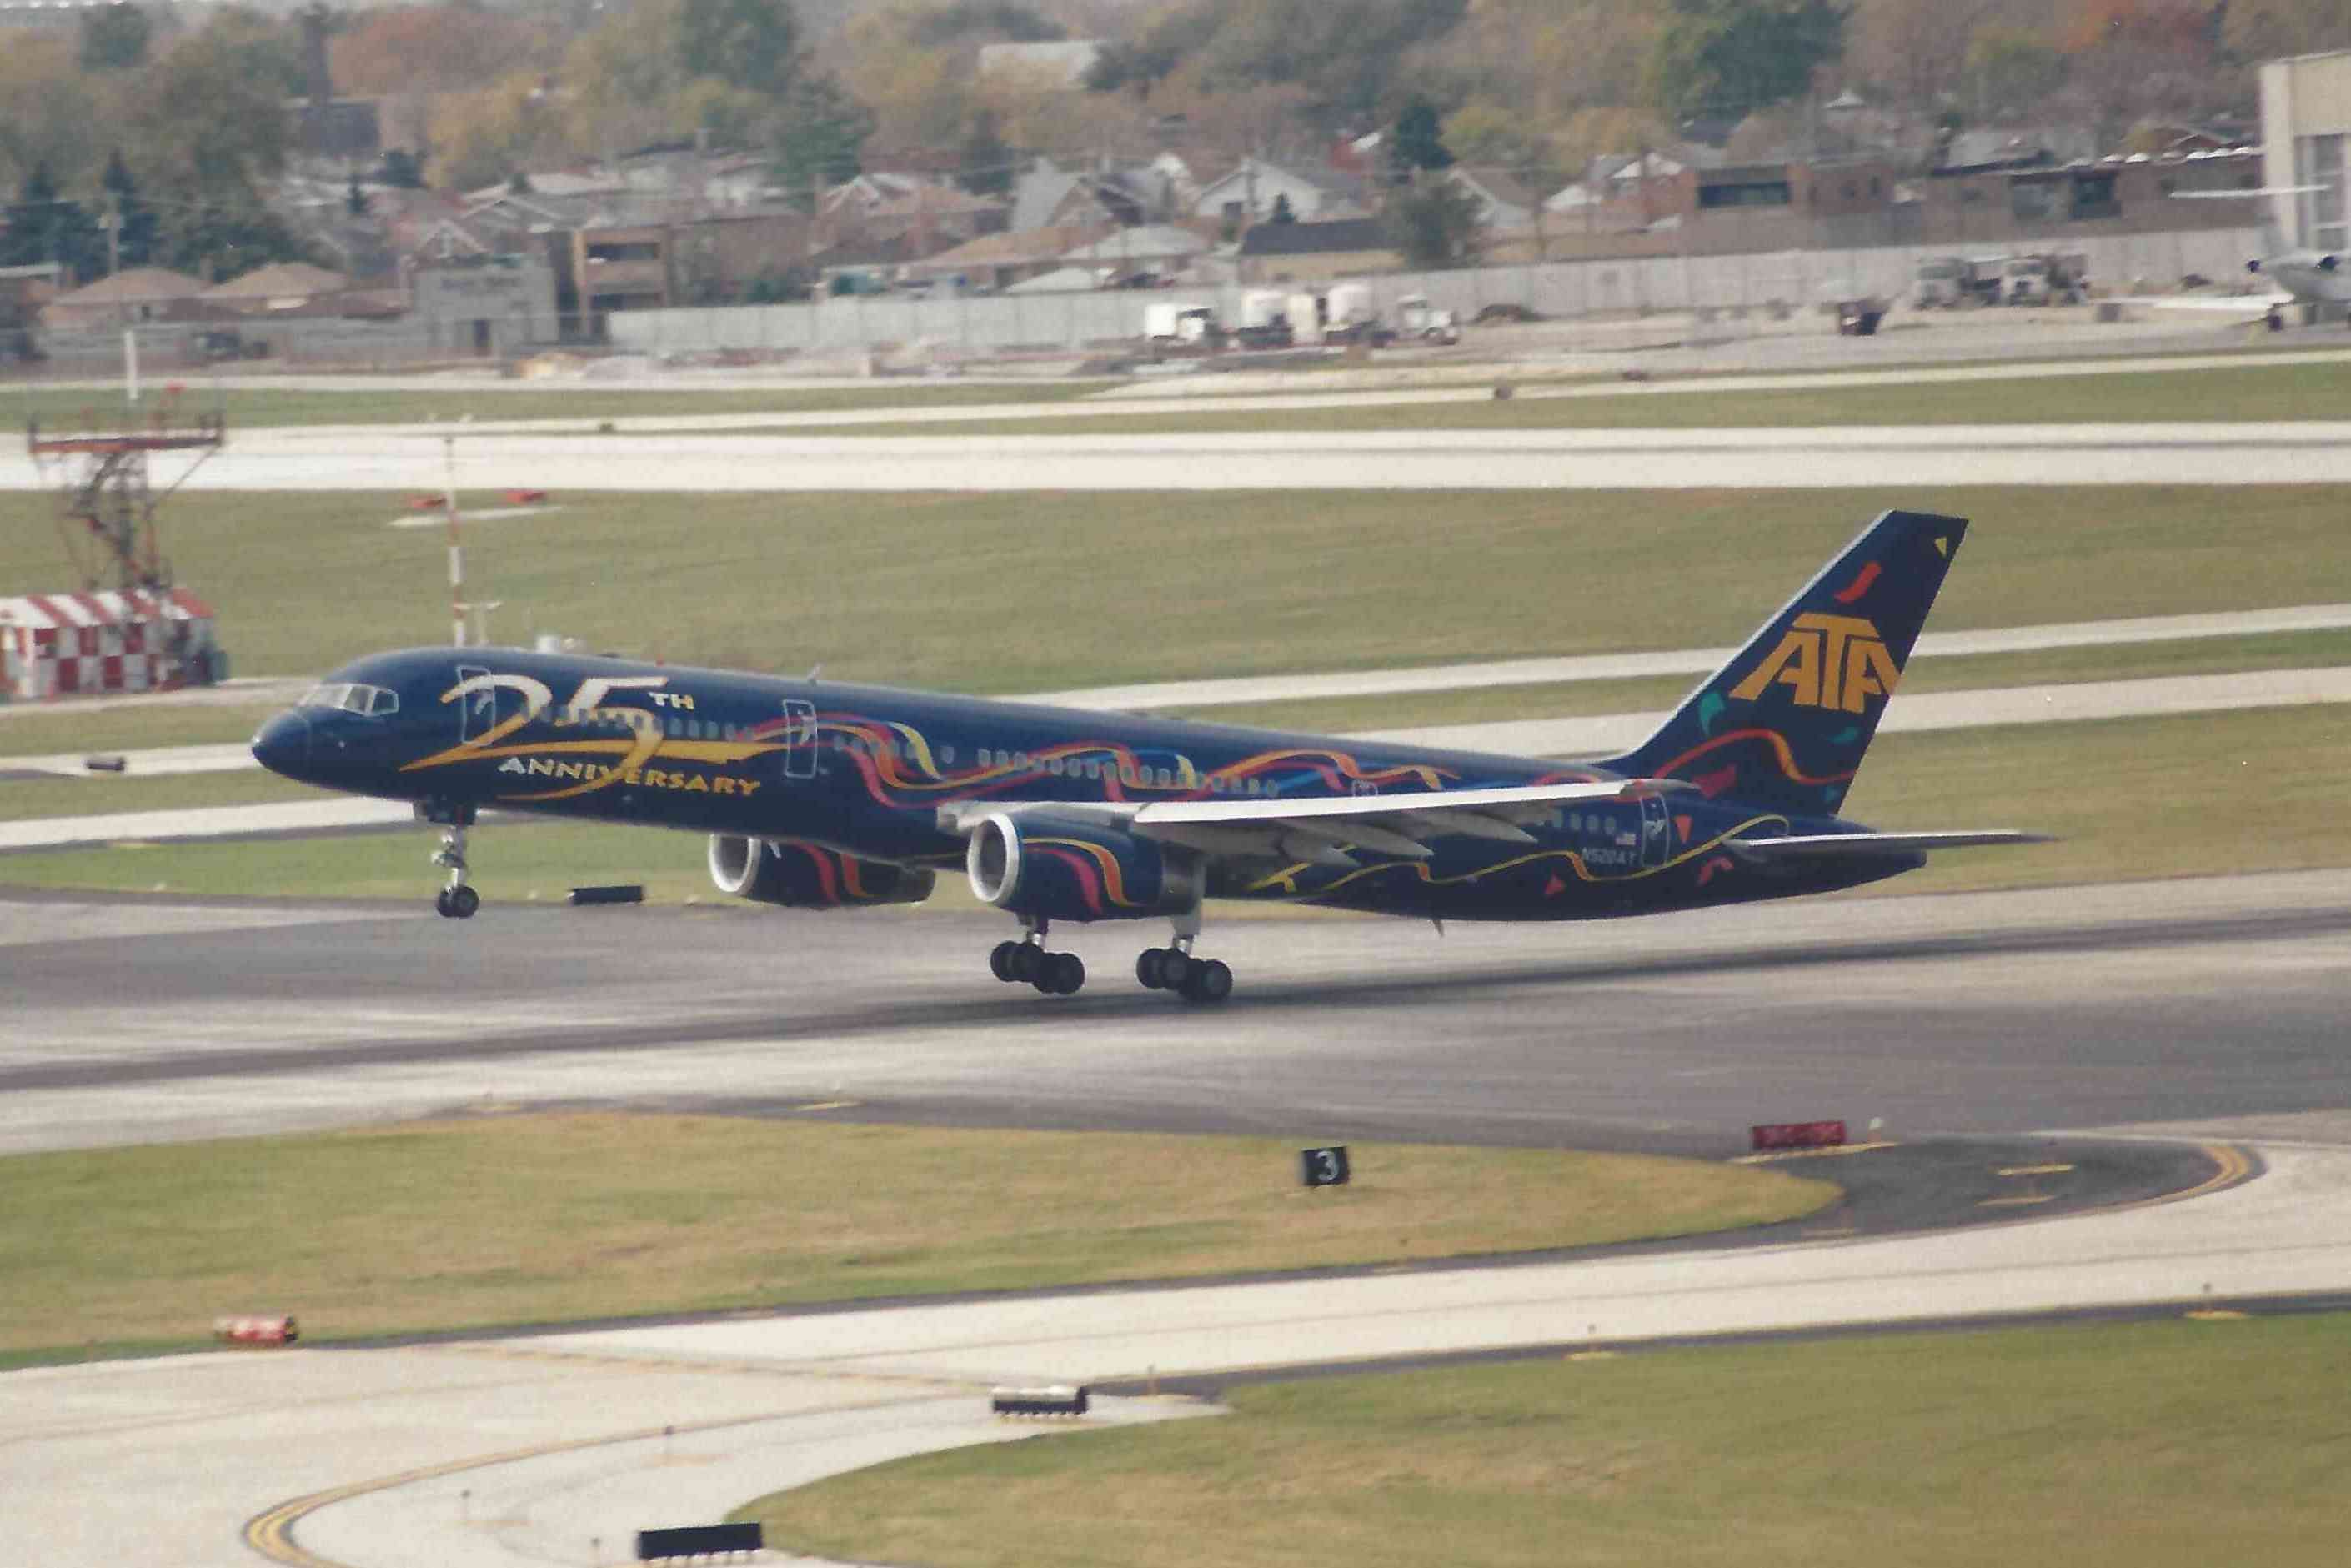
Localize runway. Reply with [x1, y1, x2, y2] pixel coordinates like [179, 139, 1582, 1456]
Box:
[6, 868, 2351, 1567]
[5, 870, 2346, 1159]
[10, 421, 2351, 492]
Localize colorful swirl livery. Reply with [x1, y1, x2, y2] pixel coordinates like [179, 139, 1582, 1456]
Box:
[253, 508, 2044, 1002]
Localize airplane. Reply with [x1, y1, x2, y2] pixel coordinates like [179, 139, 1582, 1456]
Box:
[250, 508, 2043, 1002]
[2131, 187, 2346, 328]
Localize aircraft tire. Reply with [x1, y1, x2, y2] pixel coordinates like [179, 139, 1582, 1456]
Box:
[448, 886, 480, 919]
[1181, 959, 1232, 1004]
[990, 940, 1020, 981]
[434, 890, 453, 918]
[1005, 942, 1043, 984]
[1037, 952, 1085, 995]
[1135, 950, 1165, 989]
[1149, 947, 1190, 989]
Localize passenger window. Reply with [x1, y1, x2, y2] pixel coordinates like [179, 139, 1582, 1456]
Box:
[1014, 752, 1030, 770]
[941, 745, 956, 764]
[1155, 768, 1172, 787]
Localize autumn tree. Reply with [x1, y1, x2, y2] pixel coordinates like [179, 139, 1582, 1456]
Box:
[1648, 0, 1848, 123]
[677, 0, 800, 98]
[0, 38, 103, 195]
[2222, 0, 2351, 62]
[330, 5, 553, 97]
[1963, 24, 2066, 122]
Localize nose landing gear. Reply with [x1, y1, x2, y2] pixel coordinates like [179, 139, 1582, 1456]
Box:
[421, 800, 479, 919]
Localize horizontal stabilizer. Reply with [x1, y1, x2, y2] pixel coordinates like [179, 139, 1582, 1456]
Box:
[1731, 829, 2051, 859]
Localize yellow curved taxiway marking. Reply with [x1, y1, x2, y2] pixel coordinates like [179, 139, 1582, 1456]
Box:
[241, 1402, 876, 1567]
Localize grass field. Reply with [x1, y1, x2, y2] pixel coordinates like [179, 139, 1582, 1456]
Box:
[0, 705, 2335, 899]
[769, 358, 2351, 438]
[5, 378, 1103, 432]
[740, 1312, 2351, 1568]
[3, 486, 2345, 690]
[0, 1114, 1830, 1365]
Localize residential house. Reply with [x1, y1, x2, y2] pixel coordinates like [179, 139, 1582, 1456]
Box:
[1235, 218, 1400, 283]
[44, 268, 210, 330]
[202, 262, 353, 317]
[1446, 166, 1540, 230]
[1055, 224, 1211, 283]
[1192, 157, 1374, 231]
[902, 223, 1113, 291]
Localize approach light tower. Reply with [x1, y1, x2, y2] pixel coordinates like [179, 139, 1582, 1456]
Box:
[26, 385, 225, 594]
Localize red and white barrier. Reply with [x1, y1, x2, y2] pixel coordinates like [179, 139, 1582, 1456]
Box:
[0, 589, 220, 701]
[213, 1315, 298, 1345]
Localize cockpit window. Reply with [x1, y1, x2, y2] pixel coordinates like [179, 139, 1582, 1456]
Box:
[300, 682, 399, 717]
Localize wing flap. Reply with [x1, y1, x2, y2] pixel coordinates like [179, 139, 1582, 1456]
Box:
[1732, 830, 2051, 859]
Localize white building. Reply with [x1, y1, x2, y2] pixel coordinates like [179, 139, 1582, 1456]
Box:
[2262, 51, 2351, 250]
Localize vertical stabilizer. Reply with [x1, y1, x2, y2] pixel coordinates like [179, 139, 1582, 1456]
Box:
[1597, 510, 1967, 817]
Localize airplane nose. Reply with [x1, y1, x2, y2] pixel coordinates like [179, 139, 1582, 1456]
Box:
[250, 712, 310, 777]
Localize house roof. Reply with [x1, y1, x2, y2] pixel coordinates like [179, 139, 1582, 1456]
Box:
[905, 223, 1105, 275]
[52, 267, 207, 304]
[1236, 218, 1393, 258]
[1004, 264, 1102, 295]
[1059, 225, 1208, 263]
[1450, 165, 1540, 212]
[204, 262, 351, 301]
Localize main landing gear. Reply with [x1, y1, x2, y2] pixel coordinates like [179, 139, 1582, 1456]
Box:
[984, 915, 1234, 1003]
[1135, 943, 1232, 1004]
[990, 919, 1085, 994]
[423, 800, 479, 919]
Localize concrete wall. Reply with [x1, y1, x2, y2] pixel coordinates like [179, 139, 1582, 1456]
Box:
[605, 226, 2263, 357]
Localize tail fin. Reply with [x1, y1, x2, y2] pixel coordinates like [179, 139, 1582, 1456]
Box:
[1597, 509, 1967, 817]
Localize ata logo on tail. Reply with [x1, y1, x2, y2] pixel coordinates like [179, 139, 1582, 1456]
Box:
[1728, 613, 1900, 713]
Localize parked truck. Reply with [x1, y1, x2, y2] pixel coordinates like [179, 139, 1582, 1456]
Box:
[1143, 301, 1221, 346]
[1394, 293, 1461, 343]
[2002, 253, 2089, 306]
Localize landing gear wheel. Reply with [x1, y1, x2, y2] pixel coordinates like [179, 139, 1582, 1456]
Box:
[990, 940, 1021, 982]
[1036, 951, 1085, 995]
[1179, 958, 1232, 1004]
[1137, 944, 1185, 992]
[434, 889, 454, 919]
[446, 884, 479, 920]
[1005, 942, 1043, 984]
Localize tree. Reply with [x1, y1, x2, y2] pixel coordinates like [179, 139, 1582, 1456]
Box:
[0, 39, 103, 196]
[2, 164, 106, 280]
[769, 73, 875, 199]
[676, 0, 800, 98]
[1270, 191, 1296, 223]
[346, 172, 371, 217]
[957, 108, 1014, 197]
[1385, 175, 1484, 267]
[1391, 98, 1456, 175]
[330, 5, 551, 98]
[1963, 27, 2066, 123]
[102, 149, 158, 270]
[2222, 0, 2351, 62]
[79, 2, 153, 71]
[125, 23, 291, 203]
[1648, 0, 1847, 124]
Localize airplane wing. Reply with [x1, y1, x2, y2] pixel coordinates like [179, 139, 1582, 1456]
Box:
[2113, 293, 2292, 315]
[944, 779, 1691, 864]
[1728, 829, 2051, 859]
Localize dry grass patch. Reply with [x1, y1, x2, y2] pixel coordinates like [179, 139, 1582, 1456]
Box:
[0, 1114, 1831, 1364]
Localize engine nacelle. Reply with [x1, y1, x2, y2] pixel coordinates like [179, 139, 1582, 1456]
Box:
[965, 814, 1201, 923]
[707, 834, 935, 909]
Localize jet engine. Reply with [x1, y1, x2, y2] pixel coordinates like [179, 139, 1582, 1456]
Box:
[965, 814, 1201, 923]
[707, 834, 935, 908]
